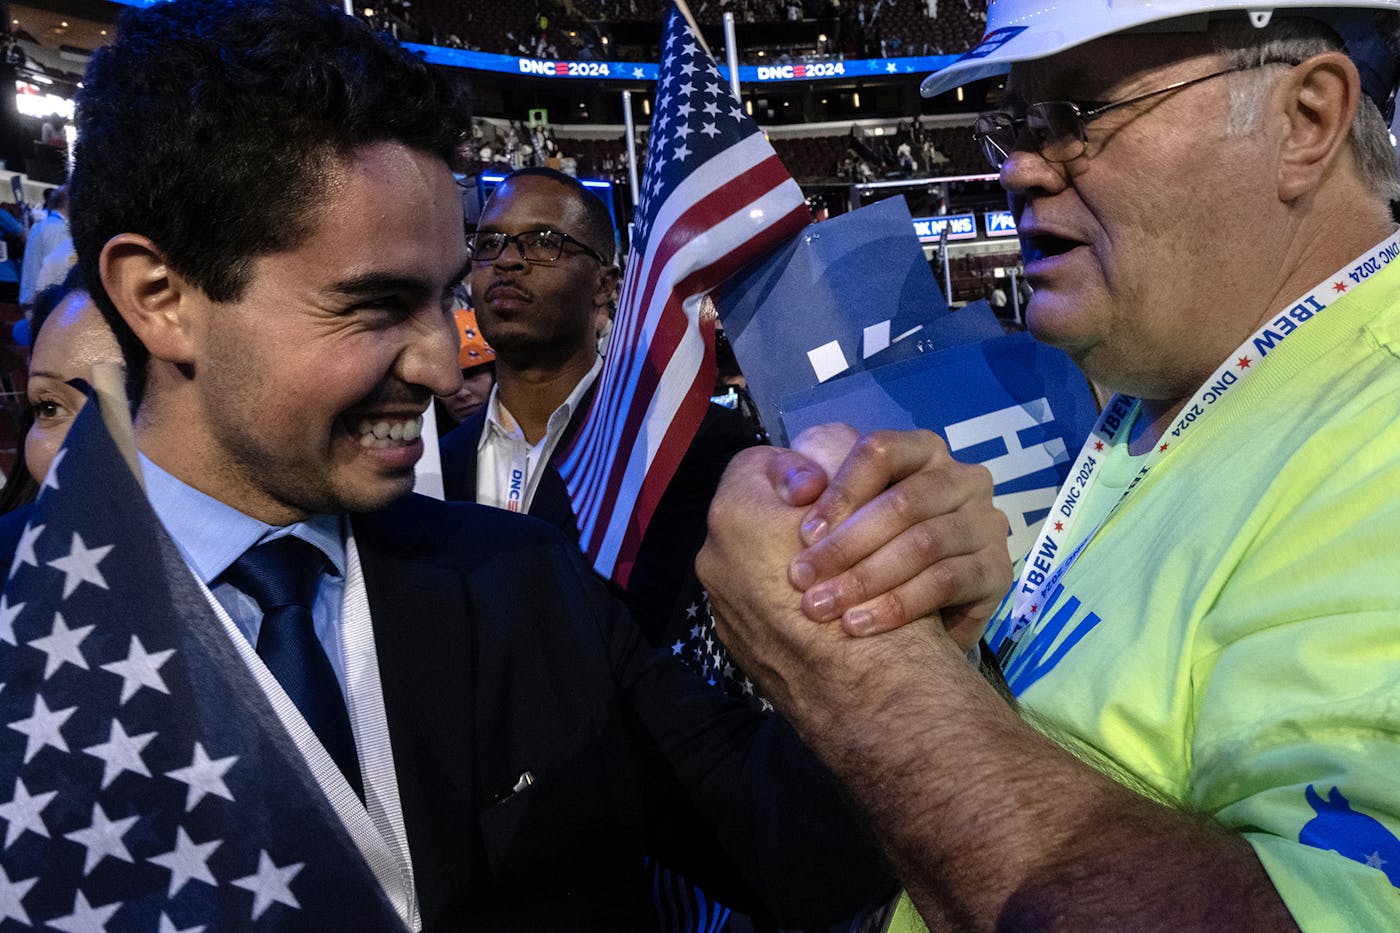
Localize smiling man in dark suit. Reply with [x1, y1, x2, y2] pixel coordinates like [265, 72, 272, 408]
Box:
[0, 0, 1015, 929]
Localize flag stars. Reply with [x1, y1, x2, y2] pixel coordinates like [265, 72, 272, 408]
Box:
[671, 640, 684, 656]
[0, 595, 22, 646]
[27, 612, 94, 679]
[700, 122, 721, 139]
[1365, 850, 1387, 870]
[0, 777, 57, 848]
[65, 802, 139, 875]
[158, 914, 207, 933]
[7, 694, 76, 763]
[232, 850, 304, 921]
[672, 142, 692, 162]
[1053, 522, 1064, 532]
[166, 742, 238, 812]
[1236, 356, 1251, 369]
[1333, 281, 1347, 292]
[38, 448, 66, 496]
[11, 522, 44, 576]
[0, 864, 36, 926]
[1093, 441, 1104, 451]
[703, 99, 722, 117]
[83, 719, 157, 789]
[46, 532, 114, 599]
[46, 890, 122, 933]
[101, 635, 175, 704]
[148, 827, 221, 897]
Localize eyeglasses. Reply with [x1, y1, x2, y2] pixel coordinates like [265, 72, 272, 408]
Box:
[973, 61, 1295, 170]
[466, 229, 608, 265]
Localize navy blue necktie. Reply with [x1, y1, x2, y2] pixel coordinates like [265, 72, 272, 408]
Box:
[222, 536, 365, 802]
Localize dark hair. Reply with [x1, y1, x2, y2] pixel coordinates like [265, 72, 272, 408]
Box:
[0, 411, 37, 515]
[69, 0, 471, 399]
[498, 166, 617, 261]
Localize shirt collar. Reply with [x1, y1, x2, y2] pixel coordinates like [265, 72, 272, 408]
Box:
[479, 355, 602, 452]
[139, 454, 346, 585]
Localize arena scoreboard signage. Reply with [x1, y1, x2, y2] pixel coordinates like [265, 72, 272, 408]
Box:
[912, 214, 977, 243]
[984, 210, 1018, 237]
[407, 44, 957, 85]
[106, 2, 959, 85]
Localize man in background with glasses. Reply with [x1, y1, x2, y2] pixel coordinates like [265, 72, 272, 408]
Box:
[442, 168, 759, 652]
[700, 1, 1400, 929]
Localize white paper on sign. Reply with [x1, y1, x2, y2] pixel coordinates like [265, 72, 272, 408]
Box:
[808, 340, 849, 383]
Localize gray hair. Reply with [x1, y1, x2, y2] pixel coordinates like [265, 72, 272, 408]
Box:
[1209, 13, 1400, 203]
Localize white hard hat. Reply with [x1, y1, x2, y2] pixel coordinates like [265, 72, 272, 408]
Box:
[922, 0, 1400, 115]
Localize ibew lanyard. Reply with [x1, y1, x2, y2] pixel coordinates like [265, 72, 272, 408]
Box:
[1001, 228, 1400, 657]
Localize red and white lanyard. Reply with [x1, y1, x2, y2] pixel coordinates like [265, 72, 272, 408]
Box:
[1003, 229, 1400, 648]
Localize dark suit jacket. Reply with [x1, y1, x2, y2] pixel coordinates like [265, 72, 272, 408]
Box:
[0, 496, 890, 931]
[440, 393, 758, 647]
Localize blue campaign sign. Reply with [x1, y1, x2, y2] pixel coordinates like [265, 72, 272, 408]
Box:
[715, 196, 949, 445]
[912, 214, 978, 242]
[985, 210, 1018, 237]
[779, 332, 1099, 560]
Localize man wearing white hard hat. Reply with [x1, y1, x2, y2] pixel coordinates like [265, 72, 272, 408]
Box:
[698, 2, 1400, 929]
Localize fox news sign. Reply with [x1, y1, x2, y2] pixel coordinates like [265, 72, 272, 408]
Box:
[912, 214, 977, 243]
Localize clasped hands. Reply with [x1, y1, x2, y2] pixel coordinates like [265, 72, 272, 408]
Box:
[697, 425, 1012, 709]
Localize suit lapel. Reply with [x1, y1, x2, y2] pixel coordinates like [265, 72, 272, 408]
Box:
[351, 509, 475, 851]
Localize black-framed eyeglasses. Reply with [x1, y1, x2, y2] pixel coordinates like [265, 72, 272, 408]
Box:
[466, 229, 608, 265]
[973, 61, 1297, 170]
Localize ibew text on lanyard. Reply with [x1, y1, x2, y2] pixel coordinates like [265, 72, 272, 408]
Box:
[1002, 228, 1400, 650]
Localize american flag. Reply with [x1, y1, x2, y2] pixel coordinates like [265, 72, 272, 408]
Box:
[0, 404, 400, 930]
[558, 2, 809, 585]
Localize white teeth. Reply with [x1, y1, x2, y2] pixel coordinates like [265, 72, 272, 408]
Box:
[351, 414, 424, 449]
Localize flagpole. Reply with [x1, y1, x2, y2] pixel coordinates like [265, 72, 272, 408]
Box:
[939, 223, 953, 306]
[673, 0, 711, 57]
[722, 12, 741, 99]
[91, 360, 144, 491]
[621, 90, 641, 209]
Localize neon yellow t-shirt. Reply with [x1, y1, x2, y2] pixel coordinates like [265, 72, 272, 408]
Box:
[976, 256, 1400, 931]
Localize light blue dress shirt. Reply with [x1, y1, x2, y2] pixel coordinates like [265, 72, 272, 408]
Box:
[140, 455, 351, 696]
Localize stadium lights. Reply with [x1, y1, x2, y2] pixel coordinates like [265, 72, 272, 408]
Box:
[479, 173, 613, 192]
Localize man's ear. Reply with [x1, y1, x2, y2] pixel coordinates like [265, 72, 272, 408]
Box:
[594, 263, 621, 311]
[98, 234, 201, 365]
[1275, 51, 1361, 202]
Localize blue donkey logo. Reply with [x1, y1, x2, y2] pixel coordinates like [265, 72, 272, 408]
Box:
[1300, 785, 1400, 887]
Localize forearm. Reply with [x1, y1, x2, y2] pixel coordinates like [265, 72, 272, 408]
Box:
[775, 625, 1298, 931]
